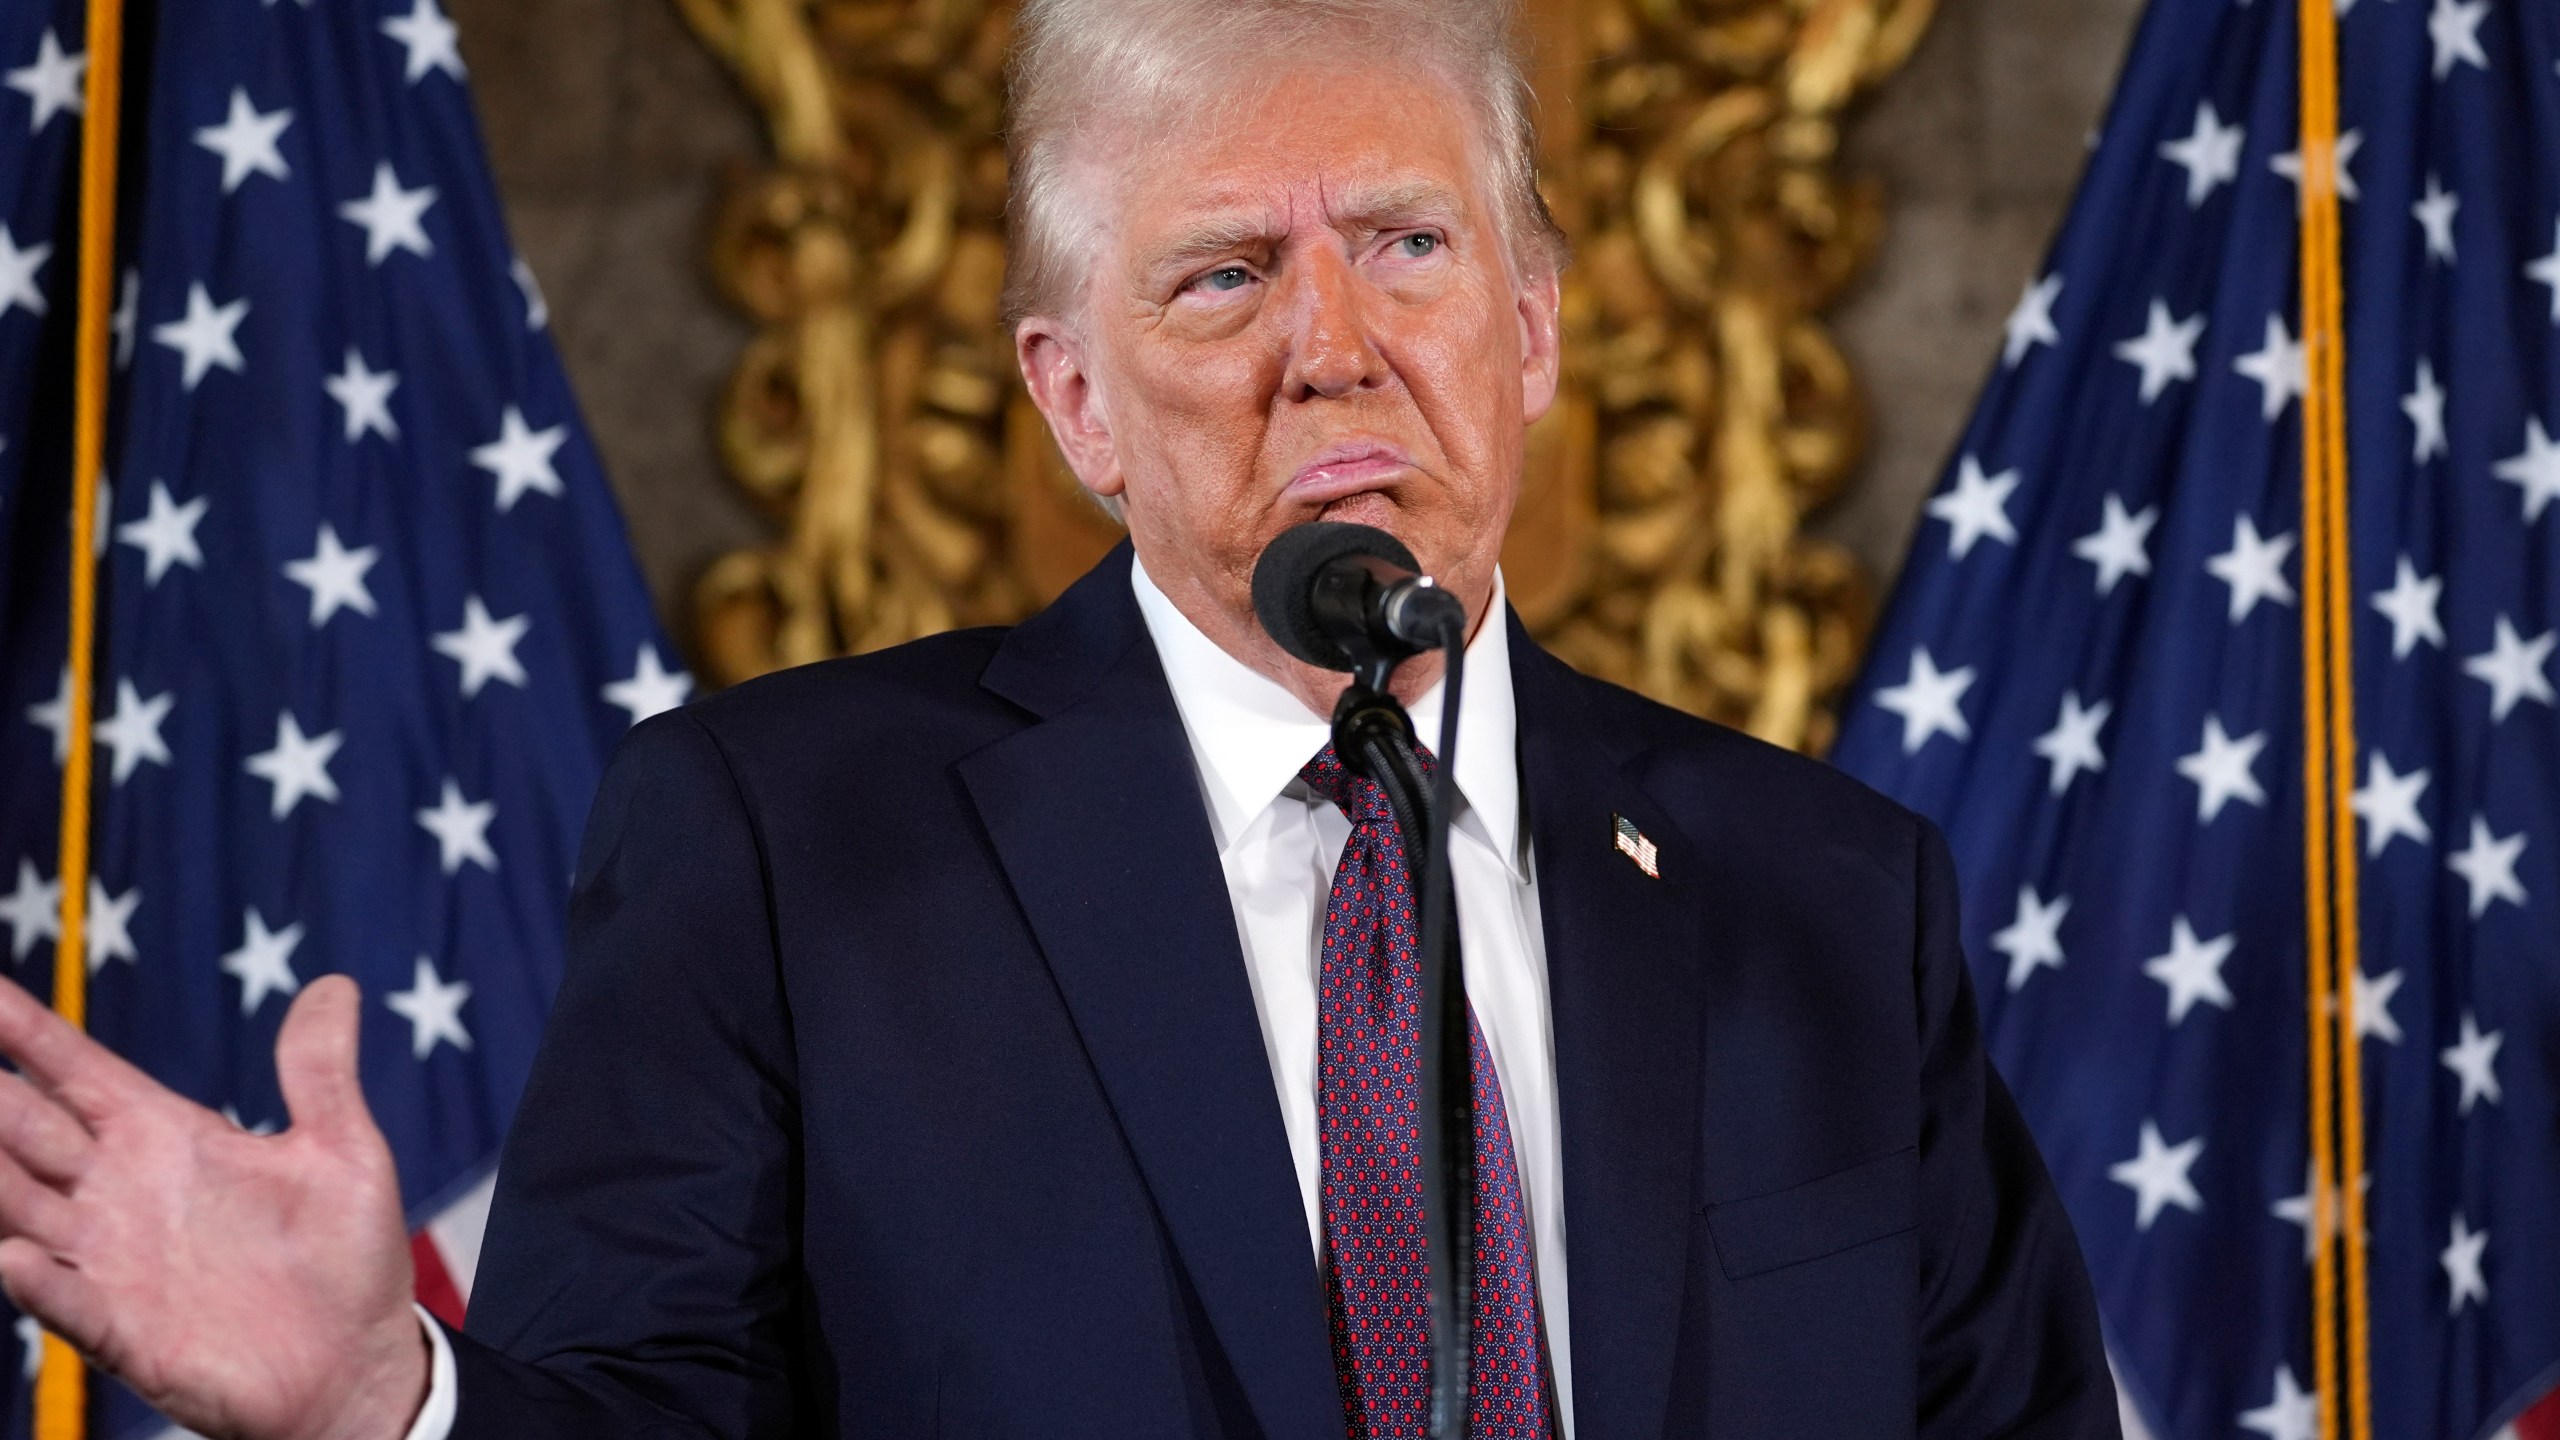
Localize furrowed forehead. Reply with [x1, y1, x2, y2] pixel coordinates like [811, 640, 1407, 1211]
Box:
[1128, 173, 1476, 276]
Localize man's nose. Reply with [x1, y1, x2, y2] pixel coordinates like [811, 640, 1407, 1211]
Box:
[1278, 247, 1389, 402]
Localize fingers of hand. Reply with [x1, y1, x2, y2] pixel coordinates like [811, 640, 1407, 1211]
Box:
[0, 1072, 91, 1187]
[0, 1151, 78, 1253]
[0, 979, 149, 1124]
[0, 1238, 111, 1366]
[277, 976, 370, 1143]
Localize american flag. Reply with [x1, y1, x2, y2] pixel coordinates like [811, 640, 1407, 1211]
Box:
[0, 0, 678, 1434]
[1832, 0, 2560, 1437]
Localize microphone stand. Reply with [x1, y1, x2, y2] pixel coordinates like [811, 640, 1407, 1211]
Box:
[1331, 633, 1473, 1440]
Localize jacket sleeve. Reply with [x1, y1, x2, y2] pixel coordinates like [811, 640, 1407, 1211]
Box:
[448, 708, 806, 1439]
[1910, 815, 2123, 1440]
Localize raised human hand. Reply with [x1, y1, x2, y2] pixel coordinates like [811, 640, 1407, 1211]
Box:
[0, 975, 427, 1440]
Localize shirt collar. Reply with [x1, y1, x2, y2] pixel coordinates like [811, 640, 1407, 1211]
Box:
[1131, 552, 1525, 880]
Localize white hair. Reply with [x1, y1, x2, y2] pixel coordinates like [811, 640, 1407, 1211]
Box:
[1001, 0, 1567, 328]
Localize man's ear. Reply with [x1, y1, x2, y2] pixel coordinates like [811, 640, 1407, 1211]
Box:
[1515, 268, 1563, 427]
[1015, 318, 1125, 502]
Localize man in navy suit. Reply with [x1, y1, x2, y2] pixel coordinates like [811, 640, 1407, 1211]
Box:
[0, 0, 2118, 1435]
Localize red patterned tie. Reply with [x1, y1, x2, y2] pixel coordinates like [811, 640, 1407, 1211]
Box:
[1300, 743, 1554, 1440]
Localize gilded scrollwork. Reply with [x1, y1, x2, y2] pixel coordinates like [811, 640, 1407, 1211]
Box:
[676, 0, 1932, 755]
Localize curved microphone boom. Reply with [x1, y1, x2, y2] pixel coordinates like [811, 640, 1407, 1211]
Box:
[1252, 521, 1476, 1439]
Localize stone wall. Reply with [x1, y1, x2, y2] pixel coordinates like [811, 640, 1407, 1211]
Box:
[449, 0, 2147, 651]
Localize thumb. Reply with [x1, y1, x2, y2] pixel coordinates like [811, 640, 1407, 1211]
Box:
[277, 975, 371, 1142]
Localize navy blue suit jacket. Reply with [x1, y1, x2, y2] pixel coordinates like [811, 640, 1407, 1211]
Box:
[446, 544, 2118, 1438]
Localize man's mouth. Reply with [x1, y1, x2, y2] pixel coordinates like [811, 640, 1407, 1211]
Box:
[1285, 442, 1414, 504]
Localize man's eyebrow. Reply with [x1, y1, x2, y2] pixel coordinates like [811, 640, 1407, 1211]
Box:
[1329, 179, 1467, 231]
[1139, 215, 1288, 274]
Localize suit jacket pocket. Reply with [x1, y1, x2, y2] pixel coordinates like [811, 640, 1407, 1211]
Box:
[1703, 1146, 1917, 1280]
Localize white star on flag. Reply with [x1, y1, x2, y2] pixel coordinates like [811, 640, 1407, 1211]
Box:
[4, 28, 85, 134]
[380, 0, 467, 84]
[1992, 885, 2070, 993]
[24, 666, 72, 765]
[115, 481, 209, 586]
[2177, 714, 2268, 822]
[603, 646, 694, 727]
[417, 780, 499, 876]
[2232, 313, 2308, 421]
[2403, 358, 2448, 463]
[151, 283, 250, 391]
[2272, 1165, 2369, 1264]
[1875, 646, 1974, 754]
[2412, 175, 2460, 265]
[2440, 1012, 2504, 1115]
[2115, 300, 2206, 404]
[2205, 513, 2298, 622]
[324, 348, 401, 443]
[2492, 415, 2560, 521]
[2352, 967, 2406, 1045]
[110, 269, 137, 367]
[2427, 0, 2490, 80]
[2462, 615, 2555, 721]
[2528, 221, 2560, 323]
[0, 861, 59, 962]
[2003, 273, 2062, 366]
[510, 256, 549, 330]
[2142, 915, 2235, 1025]
[2442, 1213, 2489, 1313]
[92, 679, 174, 786]
[2032, 690, 2111, 795]
[385, 956, 474, 1059]
[2446, 815, 2529, 918]
[2159, 101, 2245, 207]
[337, 162, 438, 266]
[84, 880, 139, 973]
[2239, 1365, 2317, 1440]
[2371, 556, 2444, 658]
[0, 223, 50, 318]
[433, 597, 532, 699]
[193, 88, 293, 194]
[2109, 1120, 2204, 1230]
[1927, 455, 2021, 559]
[2349, 752, 2432, 857]
[220, 910, 305, 1016]
[243, 711, 345, 820]
[470, 406, 570, 512]
[284, 523, 381, 627]
[2270, 128, 2363, 204]
[2072, 493, 2157, 596]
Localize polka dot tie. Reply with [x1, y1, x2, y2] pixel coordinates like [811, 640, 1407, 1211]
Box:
[1300, 743, 1553, 1440]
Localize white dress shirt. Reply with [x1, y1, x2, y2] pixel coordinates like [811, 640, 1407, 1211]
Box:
[406, 559, 1575, 1439]
[1132, 557, 1576, 1433]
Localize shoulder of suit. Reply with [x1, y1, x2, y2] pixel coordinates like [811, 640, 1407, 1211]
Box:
[676, 624, 1023, 764]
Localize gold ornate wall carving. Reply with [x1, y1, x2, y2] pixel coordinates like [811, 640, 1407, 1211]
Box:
[675, 0, 1932, 755]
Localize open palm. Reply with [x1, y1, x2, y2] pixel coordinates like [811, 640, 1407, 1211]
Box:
[0, 976, 427, 1440]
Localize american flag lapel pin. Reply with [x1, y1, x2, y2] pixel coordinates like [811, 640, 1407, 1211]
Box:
[1612, 814, 1660, 879]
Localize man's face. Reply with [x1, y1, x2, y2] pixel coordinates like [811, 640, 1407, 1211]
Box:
[1017, 61, 1562, 698]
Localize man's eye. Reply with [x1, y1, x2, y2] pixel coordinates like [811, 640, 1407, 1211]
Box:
[1395, 233, 1439, 258]
[1197, 265, 1252, 293]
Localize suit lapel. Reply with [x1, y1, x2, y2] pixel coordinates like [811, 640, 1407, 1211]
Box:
[959, 549, 1344, 1440]
[1511, 620, 1705, 1440]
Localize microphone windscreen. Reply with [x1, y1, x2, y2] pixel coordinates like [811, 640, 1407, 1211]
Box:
[1250, 521, 1419, 672]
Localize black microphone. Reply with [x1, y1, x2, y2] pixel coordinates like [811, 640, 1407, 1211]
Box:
[1251, 521, 1469, 679]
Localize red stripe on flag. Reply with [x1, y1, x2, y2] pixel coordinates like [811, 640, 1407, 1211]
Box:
[410, 1230, 466, 1331]
[2518, 1388, 2560, 1440]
